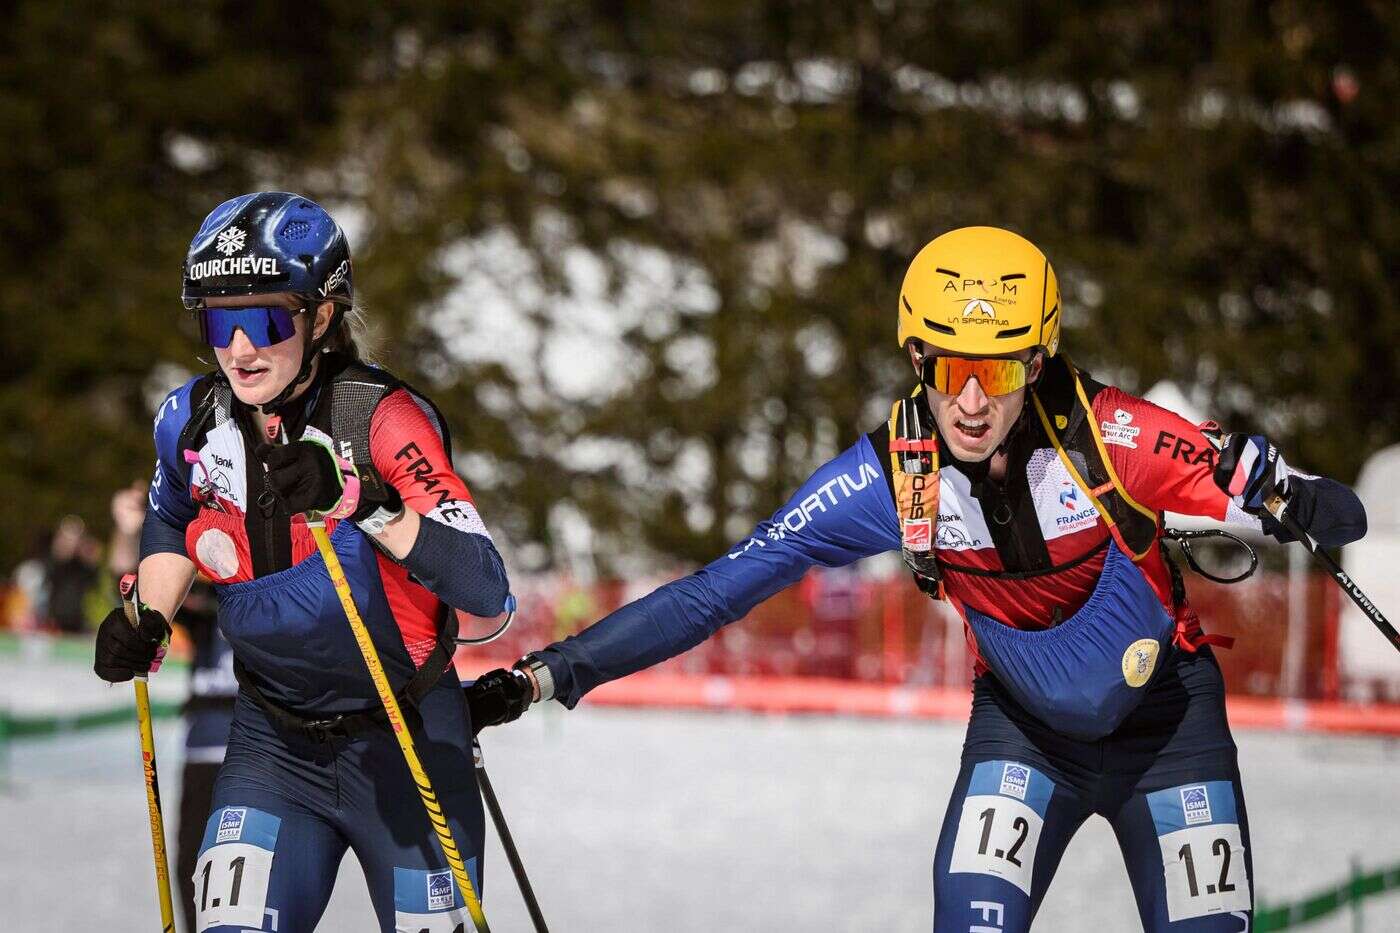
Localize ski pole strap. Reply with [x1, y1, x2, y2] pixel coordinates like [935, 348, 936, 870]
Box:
[1161, 528, 1259, 585]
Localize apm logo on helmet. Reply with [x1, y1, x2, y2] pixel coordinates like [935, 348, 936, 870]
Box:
[938, 271, 1019, 324]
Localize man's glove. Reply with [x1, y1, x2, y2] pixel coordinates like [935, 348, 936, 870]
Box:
[464, 667, 535, 735]
[1212, 432, 1290, 517]
[257, 440, 401, 522]
[94, 604, 171, 683]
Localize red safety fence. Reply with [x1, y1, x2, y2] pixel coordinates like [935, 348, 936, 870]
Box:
[456, 566, 1400, 736]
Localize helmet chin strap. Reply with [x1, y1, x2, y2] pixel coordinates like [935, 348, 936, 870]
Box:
[257, 305, 343, 416]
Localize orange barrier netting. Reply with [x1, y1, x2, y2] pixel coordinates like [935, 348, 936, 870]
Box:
[455, 655, 1400, 737]
[452, 563, 1400, 736]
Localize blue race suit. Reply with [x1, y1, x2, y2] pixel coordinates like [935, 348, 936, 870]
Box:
[144, 357, 509, 933]
[533, 370, 1366, 932]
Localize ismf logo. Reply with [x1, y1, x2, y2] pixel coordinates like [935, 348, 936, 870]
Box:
[215, 807, 247, 844]
[426, 870, 455, 911]
[1000, 763, 1030, 801]
[1181, 785, 1212, 825]
[1059, 484, 1079, 510]
[215, 225, 246, 256]
[903, 517, 932, 553]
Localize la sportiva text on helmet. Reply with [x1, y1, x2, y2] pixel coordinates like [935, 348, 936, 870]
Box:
[182, 192, 353, 309]
[897, 226, 1061, 358]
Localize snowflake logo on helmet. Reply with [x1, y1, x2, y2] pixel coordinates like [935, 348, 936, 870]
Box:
[215, 225, 246, 256]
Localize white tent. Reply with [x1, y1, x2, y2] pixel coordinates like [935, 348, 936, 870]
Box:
[1339, 443, 1400, 699]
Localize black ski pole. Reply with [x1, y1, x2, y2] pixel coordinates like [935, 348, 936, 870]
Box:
[473, 740, 550, 932]
[1263, 491, 1400, 655]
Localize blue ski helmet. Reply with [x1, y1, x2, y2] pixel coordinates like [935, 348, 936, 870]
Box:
[182, 192, 352, 309]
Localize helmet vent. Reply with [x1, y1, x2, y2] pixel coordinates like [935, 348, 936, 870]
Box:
[1042, 302, 1059, 323]
[997, 326, 1031, 339]
[279, 220, 312, 241]
[922, 318, 956, 336]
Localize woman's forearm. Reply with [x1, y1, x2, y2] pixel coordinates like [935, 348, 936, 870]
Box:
[134, 551, 199, 620]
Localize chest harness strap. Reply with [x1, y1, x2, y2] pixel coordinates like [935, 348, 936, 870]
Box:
[232, 610, 459, 743]
[886, 357, 1237, 651]
[180, 360, 466, 733]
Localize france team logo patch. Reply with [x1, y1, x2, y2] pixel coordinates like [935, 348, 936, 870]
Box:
[1181, 785, 1212, 825]
[426, 870, 454, 911]
[1000, 763, 1030, 801]
[215, 807, 246, 844]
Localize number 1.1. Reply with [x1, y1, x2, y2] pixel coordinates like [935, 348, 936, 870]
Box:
[199, 854, 247, 912]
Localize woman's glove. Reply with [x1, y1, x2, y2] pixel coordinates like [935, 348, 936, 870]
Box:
[257, 440, 401, 522]
[464, 667, 535, 735]
[93, 604, 171, 683]
[1211, 433, 1290, 517]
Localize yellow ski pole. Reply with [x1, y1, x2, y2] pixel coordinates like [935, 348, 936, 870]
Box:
[265, 415, 490, 932]
[119, 573, 177, 933]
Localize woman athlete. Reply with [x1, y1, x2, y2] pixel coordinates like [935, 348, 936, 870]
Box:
[94, 191, 509, 933]
[468, 226, 1367, 931]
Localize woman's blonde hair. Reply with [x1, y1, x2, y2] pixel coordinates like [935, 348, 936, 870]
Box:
[321, 300, 379, 364]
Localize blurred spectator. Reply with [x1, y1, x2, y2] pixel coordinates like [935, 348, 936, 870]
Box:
[5, 531, 53, 630]
[45, 515, 100, 633]
[107, 480, 146, 577]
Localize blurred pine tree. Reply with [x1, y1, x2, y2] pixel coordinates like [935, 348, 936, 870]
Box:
[3, 1, 1395, 573]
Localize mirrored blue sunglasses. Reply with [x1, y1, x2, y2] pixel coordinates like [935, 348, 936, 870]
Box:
[198, 306, 303, 348]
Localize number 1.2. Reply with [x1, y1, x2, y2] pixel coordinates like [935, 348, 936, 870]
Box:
[977, 807, 1028, 868]
[1177, 839, 1235, 897]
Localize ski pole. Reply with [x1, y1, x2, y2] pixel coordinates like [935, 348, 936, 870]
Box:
[264, 415, 491, 933]
[1201, 430, 1398, 654]
[119, 573, 177, 933]
[1262, 491, 1400, 654]
[474, 739, 549, 932]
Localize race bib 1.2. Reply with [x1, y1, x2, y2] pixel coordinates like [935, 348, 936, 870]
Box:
[948, 760, 1054, 897]
[1147, 781, 1252, 921]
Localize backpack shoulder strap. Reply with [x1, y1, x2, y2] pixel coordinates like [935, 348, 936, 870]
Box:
[175, 371, 231, 455]
[887, 387, 944, 598]
[1030, 358, 1159, 559]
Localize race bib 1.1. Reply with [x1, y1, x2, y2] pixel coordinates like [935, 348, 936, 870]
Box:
[393, 864, 477, 933]
[195, 806, 279, 931]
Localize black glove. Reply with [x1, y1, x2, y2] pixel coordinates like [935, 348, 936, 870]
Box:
[94, 604, 171, 683]
[1211, 432, 1291, 518]
[257, 441, 401, 521]
[257, 440, 345, 515]
[464, 667, 534, 735]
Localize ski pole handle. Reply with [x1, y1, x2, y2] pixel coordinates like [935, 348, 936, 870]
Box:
[1263, 494, 1400, 654]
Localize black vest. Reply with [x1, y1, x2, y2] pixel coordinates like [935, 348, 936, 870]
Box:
[177, 355, 454, 577]
[877, 356, 1160, 598]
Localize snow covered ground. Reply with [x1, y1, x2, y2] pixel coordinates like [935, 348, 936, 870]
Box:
[3, 653, 1399, 931]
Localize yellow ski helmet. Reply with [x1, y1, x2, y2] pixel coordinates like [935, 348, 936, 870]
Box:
[897, 226, 1061, 357]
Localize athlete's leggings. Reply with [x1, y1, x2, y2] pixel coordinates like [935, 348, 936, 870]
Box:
[933, 647, 1253, 932]
[193, 678, 485, 933]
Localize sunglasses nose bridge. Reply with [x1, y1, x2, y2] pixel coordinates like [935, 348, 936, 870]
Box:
[224, 325, 259, 353]
[956, 375, 990, 410]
